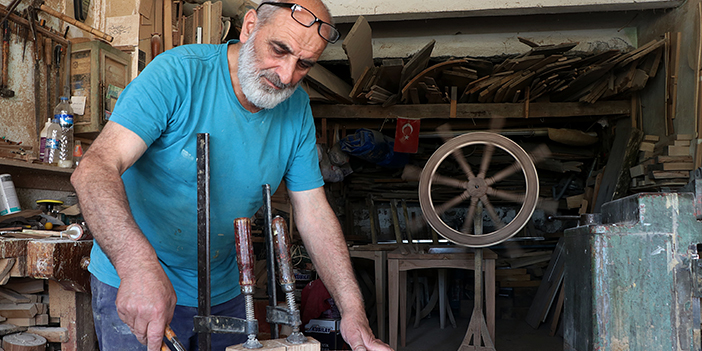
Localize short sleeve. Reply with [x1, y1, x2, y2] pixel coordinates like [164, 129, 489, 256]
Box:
[109, 52, 187, 147]
[283, 97, 324, 192]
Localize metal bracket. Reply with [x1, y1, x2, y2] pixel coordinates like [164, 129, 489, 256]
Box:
[266, 306, 301, 326]
[193, 315, 258, 335]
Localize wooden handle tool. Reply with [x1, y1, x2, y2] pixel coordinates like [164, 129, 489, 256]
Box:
[35, 1, 113, 42]
[162, 325, 187, 351]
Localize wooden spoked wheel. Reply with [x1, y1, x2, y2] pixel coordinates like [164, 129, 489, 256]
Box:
[419, 132, 539, 247]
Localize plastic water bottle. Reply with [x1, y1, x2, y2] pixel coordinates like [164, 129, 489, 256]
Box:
[54, 97, 74, 168]
[44, 118, 61, 165]
[39, 118, 51, 162]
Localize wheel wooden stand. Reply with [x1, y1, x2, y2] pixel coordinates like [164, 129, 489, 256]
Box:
[418, 128, 543, 351]
[459, 204, 495, 351]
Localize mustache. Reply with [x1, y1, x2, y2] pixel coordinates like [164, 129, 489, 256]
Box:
[259, 70, 291, 90]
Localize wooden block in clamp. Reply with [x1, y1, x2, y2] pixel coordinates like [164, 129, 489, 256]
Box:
[226, 337, 320, 351]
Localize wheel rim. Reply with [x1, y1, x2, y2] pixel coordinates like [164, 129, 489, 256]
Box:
[418, 132, 539, 247]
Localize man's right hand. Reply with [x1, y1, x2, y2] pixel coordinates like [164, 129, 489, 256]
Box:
[115, 262, 177, 351]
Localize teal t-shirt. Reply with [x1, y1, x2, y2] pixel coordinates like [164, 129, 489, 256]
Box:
[88, 41, 324, 307]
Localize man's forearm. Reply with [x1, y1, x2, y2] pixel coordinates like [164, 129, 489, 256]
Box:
[71, 155, 160, 275]
[291, 189, 366, 319]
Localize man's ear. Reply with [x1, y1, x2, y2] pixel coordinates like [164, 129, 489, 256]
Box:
[239, 9, 258, 43]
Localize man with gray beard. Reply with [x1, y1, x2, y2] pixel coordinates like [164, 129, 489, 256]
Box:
[71, 0, 392, 350]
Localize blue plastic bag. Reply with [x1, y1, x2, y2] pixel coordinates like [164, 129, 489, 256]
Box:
[339, 128, 409, 168]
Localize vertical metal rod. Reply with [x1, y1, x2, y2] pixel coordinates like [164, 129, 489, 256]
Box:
[197, 133, 211, 351]
[262, 184, 279, 339]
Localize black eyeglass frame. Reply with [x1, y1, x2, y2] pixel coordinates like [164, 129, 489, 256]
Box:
[256, 2, 340, 43]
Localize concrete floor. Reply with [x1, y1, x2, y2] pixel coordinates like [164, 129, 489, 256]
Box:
[393, 313, 563, 351]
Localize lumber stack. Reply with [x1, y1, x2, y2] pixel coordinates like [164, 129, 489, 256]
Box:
[629, 134, 694, 190]
[0, 279, 49, 328]
[0, 278, 69, 345]
[306, 36, 666, 107]
[495, 268, 541, 289]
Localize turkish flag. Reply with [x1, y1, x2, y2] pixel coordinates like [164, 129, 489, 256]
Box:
[394, 117, 421, 153]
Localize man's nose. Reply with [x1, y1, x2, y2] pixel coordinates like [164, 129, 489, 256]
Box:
[275, 57, 297, 86]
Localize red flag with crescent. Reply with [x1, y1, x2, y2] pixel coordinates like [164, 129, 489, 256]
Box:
[393, 117, 420, 153]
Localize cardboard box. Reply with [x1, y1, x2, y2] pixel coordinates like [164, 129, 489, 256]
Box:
[304, 319, 349, 350]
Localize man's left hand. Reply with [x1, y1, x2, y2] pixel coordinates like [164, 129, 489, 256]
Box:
[340, 313, 394, 351]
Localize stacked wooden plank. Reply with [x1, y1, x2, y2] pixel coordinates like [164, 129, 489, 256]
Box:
[495, 268, 541, 288]
[0, 279, 69, 344]
[0, 280, 48, 328]
[463, 38, 665, 104]
[308, 36, 666, 107]
[629, 134, 694, 189]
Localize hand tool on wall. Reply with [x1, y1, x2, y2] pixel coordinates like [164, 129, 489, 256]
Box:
[234, 217, 264, 349]
[21, 11, 27, 61]
[53, 43, 62, 102]
[44, 37, 52, 117]
[161, 325, 187, 351]
[32, 0, 113, 42]
[272, 216, 306, 344]
[0, 0, 22, 28]
[0, 20, 14, 98]
[151, 33, 162, 58]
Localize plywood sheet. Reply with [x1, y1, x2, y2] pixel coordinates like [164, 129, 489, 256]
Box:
[342, 15, 374, 84]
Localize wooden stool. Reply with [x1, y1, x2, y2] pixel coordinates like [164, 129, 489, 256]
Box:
[387, 248, 497, 350]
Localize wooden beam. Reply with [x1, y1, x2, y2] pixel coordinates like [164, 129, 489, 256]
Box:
[310, 101, 630, 119]
[164, 0, 173, 50]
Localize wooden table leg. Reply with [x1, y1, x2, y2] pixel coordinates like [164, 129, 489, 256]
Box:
[399, 269, 407, 347]
[374, 251, 387, 342]
[439, 269, 447, 329]
[388, 259, 399, 351]
[486, 258, 496, 342]
[48, 279, 95, 351]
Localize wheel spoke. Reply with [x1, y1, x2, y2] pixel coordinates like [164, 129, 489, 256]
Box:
[529, 144, 551, 164]
[437, 124, 476, 179]
[485, 161, 522, 186]
[480, 195, 505, 229]
[435, 190, 471, 215]
[432, 173, 469, 189]
[478, 143, 495, 179]
[460, 197, 479, 234]
[487, 187, 525, 204]
[451, 149, 477, 180]
[401, 165, 423, 181]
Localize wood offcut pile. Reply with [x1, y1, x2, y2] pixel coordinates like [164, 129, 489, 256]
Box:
[0, 278, 69, 350]
[629, 133, 694, 190]
[305, 18, 666, 108]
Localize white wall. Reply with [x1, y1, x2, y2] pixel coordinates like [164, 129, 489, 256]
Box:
[321, 11, 639, 61]
[324, 0, 682, 23]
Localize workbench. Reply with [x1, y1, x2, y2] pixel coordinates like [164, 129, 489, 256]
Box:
[0, 236, 94, 351]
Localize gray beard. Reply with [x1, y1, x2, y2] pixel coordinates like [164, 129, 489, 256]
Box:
[237, 33, 299, 110]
